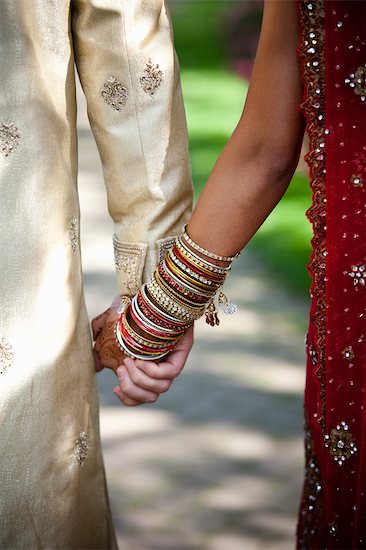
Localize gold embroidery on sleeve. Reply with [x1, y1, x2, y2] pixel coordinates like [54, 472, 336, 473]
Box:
[101, 75, 128, 111]
[0, 338, 14, 374]
[73, 432, 89, 466]
[0, 121, 20, 157]
[140, 60, 163, 96]
[68, 217, 79, 253]
[113, 236, 147, 295]
[157, 235, 176, 262]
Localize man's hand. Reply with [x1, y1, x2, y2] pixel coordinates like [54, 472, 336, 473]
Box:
[113, 327, 194, 406]
[91, 295, 125, 373]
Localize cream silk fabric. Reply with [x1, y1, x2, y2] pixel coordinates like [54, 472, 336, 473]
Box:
[0, 0, 193, 548]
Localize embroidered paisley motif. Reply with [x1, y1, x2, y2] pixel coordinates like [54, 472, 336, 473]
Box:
[101, 75, 128, 111]
[73, 432, 89, 466]
[140, 60, 163, 96]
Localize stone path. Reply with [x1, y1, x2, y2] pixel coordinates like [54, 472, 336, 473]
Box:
[77, 83, 309, 550]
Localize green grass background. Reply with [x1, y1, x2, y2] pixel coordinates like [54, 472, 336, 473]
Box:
[169, 0, 313, 294]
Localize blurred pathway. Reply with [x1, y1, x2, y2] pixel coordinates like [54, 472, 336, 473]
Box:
[77, 84, 309, 550]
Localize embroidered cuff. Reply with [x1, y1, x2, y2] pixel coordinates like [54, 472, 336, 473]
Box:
[113, 235, 148, 296]
[157, 235, 176, 262]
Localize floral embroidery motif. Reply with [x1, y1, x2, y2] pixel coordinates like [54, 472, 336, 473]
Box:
[298, 0, 326, 433]
[342, 345, 355, 361]
[348, 264, 366, 286]
[139, 60, 163, 96]
[351, 174, 364, 188]
[101, 75, 128, 111]
[0, 121, 20, 158]
[345, 66, 366, 102]
[68, 217, 79, 253]
[113, 236, 147, 295]
[324, 421, 357, 466]
[73, 432, 89, 466]
[157, 236, 176, 263]
[0, 338, 14, 374]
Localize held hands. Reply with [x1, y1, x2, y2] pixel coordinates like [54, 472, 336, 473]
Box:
[91, 295, 193, 406]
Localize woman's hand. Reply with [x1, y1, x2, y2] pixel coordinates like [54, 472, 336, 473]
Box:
[113, 327, 194, 406]
[92, 297, 194, 406]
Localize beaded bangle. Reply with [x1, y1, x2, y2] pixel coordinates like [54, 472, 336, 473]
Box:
[116, 321, 168, 361]
[167, 250, 215, 286]
[182, 224, 240, 263]
[116, 229, 239, 361]
[132, 295, 187, 336]
[176, 237, 231, 275]
[137, 290, 191, 331]
[121, 311, 177, 348]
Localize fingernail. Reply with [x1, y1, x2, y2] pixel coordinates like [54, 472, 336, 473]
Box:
[123, 358, 134, 369]
[116, 366, 126, 379]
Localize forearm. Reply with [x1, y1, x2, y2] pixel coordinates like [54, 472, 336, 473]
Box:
[188, 125, 304, 256]
[189, 0, 305, 256]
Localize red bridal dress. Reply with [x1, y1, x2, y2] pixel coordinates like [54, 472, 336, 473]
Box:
[296, 1, 366, 548]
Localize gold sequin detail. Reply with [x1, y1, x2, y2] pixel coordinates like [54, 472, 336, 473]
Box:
[345, 66, 366, 102]
[351, 174, 364, 188]
[342, 345, 355, 361]
[140, 60, 163, 96]
[68, 217, 79, 253]
[157, 235, 176, 263]
[113, 236, 146, 295]
[324, 421, 357, 466]
[298, 0, 326, 432]
[101, 75, 128, 111]
[73, 432, 89, 466]
[0, 338, 14, 374]
[329, 521, 338, 537]
[0, 121, 20, 157]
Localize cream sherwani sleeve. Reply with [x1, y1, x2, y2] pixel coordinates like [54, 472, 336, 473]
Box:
[72, 0, 193, 295]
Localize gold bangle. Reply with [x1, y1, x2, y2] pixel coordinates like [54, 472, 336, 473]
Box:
[182, 225, 240, 262]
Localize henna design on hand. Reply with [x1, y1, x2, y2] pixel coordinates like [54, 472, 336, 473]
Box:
[93, 317, 125, 373]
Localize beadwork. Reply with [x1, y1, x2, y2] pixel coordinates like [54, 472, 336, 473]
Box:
[342, 346, 355, 361]
[351, 174, 363, 188]
[116, 230, 236, 360]
[101, 75, 128, 111]
[345, 66, 366, 102]
[348, 264, 366, 286]
[68, 217, 79, 253]
[324, 421, 357, 466]
[73, 432, 89, 466]
[140, 60, 163, 96]
[0, 338, 14, 374]
[113, 237, 146, 295]
[298, 0, 327, 432]
[0, 121, 20, 157]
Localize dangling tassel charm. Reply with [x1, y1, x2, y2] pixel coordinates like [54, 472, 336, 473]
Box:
[218, 292, 237, 315]
[205, 298, 220, 326]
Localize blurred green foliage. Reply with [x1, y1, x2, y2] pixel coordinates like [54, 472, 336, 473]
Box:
[170, 0, 312, 294]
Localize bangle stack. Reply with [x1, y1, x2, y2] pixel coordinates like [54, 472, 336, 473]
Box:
[115, 227, 239, 360]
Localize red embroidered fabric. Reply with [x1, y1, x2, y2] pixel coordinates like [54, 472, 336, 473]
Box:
[296, 1, 366, 548]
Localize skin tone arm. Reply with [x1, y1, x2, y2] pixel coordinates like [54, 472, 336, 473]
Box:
[93, 0, 305, 405]
[188, 0, 305, 254]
